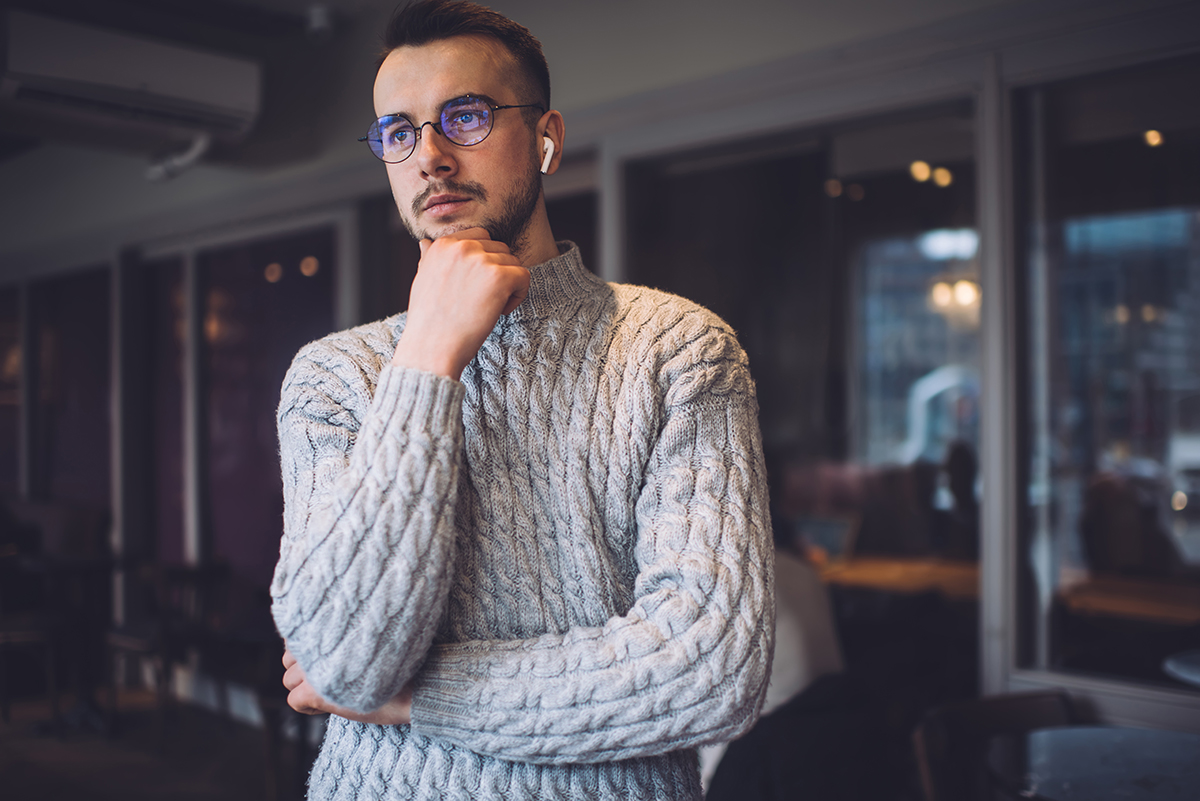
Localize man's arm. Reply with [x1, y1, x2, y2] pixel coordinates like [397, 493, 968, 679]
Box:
[270, 352, 465, 714]
[271, 228, 530, 714]
[408, 328, 775, 764]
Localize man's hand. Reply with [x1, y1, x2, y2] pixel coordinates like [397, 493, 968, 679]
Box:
[282, 649, 413, 725]
[391, 227, 531, 381]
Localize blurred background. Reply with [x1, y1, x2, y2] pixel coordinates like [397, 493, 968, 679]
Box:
[2, 0, 1200, 799]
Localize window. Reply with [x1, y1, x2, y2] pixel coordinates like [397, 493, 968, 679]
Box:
[28, 267, 111, 508]
[0, 286, 18, 495]
[1018, 54, 1200, 690]
[199, 227, 336, 588]
[625, 104, 982, 711]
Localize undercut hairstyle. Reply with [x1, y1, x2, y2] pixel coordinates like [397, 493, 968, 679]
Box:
[382, 0, 551, 111]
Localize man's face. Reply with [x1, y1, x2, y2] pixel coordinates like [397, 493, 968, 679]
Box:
[374, 35, 543, 251]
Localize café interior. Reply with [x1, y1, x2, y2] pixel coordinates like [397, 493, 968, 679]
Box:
[2, 0, 1199, 798]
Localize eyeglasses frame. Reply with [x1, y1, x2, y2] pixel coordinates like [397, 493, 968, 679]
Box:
[358, 94, 546, 163]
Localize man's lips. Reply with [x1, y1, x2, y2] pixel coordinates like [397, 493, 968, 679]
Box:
[423, 194, 473, 217]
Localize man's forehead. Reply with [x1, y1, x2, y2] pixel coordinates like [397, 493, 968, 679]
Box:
[374, 34, 518, 115]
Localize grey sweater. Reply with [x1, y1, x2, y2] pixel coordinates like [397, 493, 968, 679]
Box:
[271, 243, 774, 800]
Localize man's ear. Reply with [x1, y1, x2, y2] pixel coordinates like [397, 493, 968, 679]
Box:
[537, 110, 565, 176]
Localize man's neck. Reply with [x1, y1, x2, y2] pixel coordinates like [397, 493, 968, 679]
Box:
[515, 208, 560, 268]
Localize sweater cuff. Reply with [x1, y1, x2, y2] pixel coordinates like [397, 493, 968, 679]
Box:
[374, 364, 465, 436]
[409, 650, 482, 738]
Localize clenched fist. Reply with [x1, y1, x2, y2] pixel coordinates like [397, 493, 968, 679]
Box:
[391, 227, 530, 380]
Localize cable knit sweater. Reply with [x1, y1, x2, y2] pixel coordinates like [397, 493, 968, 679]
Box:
[271, 242, 774, 800]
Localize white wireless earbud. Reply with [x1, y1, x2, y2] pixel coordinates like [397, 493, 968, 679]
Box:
[540, 136, 555, 174]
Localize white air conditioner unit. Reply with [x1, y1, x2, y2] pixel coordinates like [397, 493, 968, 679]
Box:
[0, 10, 261, 144]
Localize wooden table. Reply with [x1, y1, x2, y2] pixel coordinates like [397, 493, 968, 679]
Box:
[1057, 575, 1200, 626]
[818, 557, 979, 601]
[987, 725, 1200, 800]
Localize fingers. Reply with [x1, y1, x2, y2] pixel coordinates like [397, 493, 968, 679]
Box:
[282, 648, 296, 669]
[500, 280, 529, 315]
[419, 238, 431, 256]
[287, 683, 326, 716]
[282, 659, 306, 692]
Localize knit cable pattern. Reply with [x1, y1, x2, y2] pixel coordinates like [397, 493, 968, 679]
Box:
[272, 243, 774, 800]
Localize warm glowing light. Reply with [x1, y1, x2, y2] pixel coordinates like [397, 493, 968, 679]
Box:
[846, 183, 865, 201]
[824, 178, 843, 198]
[933, 167, 953, 187]
[1145, 129, 1163, 147]
[1142, 304, 1157, 322]
[264, 262, 283, 283]
[910, 160, 932, 182]
[1172, 491, 1188, 511]
[300, 256, 320, 277]
[1114, 304, 1130, 324]
[953, 280, 979, 306]
[931, 282, 953, 308]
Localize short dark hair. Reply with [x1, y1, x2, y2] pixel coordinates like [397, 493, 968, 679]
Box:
[381, 0, 551, 110]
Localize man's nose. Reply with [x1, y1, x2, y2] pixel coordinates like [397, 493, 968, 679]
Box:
[414, 124, 456, 178]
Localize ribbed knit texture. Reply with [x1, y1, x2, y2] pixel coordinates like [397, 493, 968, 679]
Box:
[271, 243, 774, 800]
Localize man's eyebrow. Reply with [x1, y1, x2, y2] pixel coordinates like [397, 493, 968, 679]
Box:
[380, 93, 497, 120]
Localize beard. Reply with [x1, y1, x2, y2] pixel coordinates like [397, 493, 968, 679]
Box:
[404, 160, 543, 258]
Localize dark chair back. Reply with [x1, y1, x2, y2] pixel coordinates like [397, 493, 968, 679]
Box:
[913, 690, 1075, 801]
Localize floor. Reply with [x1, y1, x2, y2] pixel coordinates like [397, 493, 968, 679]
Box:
[0, 690, 311, 801]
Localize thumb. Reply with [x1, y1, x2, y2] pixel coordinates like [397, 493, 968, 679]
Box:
[419, 238, 432, 257]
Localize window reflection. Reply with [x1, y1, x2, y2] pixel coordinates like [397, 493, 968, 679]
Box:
[1019, 54, 1200, 688]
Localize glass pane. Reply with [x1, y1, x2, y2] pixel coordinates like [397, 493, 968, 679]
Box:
[1018, 54, 1200, 689]
[200, 228, 335, 590]
[0, 286, 18, 495]
[148, 258, 185, 566]
[625, 103, 980, 777]
[29, 266, 111, 511]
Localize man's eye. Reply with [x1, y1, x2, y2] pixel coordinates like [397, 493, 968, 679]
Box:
[451, 111, 477, 125]
[384, 125, 413, 144]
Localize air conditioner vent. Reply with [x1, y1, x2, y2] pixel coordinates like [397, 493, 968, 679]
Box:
[1, 10, 261, 144]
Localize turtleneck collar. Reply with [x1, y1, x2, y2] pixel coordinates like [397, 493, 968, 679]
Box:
[507, 241, 608, 324]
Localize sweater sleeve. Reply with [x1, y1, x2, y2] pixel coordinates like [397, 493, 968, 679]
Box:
[408, 335, 775, 764]
[270, 342, 466, 714]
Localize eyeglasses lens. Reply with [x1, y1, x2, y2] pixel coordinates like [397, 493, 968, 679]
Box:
[370, 116, 416, 162]
[440, 98, 492, 146]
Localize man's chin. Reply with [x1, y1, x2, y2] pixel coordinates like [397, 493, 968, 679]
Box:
[416, 221, 484, 241]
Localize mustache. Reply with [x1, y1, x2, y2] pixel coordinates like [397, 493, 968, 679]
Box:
[411, 179, 489, 218]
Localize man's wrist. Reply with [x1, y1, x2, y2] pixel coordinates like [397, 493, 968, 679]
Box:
[391, 337, 464, 381]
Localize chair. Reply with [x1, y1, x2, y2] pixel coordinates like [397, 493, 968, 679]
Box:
[0, 502, 64, 728]
[104, 561, 231, 741]
[0, 554, 63, 726]
[912, 690, 1076, 801]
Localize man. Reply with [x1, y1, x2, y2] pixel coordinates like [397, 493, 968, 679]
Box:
[270, 1, 774, 798]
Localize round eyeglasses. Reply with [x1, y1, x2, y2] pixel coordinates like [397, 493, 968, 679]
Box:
[359, 95, 545, 163]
